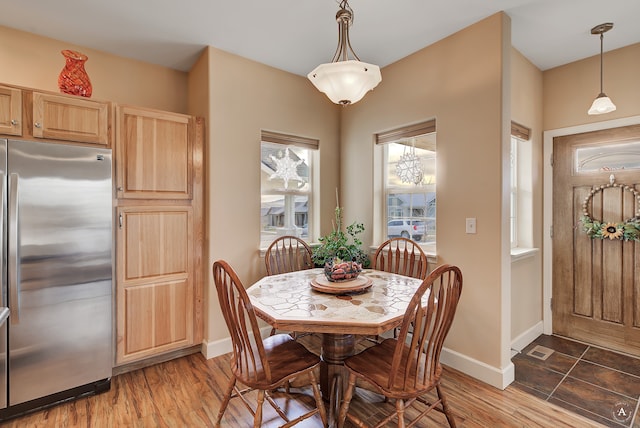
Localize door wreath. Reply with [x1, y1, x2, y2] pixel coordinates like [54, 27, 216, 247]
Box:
[580, 176, 640, 241]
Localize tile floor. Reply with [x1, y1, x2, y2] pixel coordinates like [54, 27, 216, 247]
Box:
[512, 334, 640, 427]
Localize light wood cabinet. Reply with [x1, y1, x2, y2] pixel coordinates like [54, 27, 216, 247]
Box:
[114, 110, 204, 367]
[116, 105, 192, 199]
[0, 85, 22, 136]
[116, 206, 194, 363]
[0, 81, 205, 368]
[31, 92, 110, 145]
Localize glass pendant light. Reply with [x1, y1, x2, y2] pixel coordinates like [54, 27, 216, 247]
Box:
[308, 0, 381, 105]
[588, 23, 616, 115]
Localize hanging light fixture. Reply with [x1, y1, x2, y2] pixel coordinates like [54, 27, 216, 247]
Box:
[307, 0, 381, 106]
[588, 23, 616, 115]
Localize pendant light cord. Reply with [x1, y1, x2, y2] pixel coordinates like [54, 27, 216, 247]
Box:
[599, 32, 604, 95]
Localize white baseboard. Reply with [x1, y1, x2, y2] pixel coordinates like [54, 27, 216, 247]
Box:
[510, 321, 544, 353]
[201, 329, 516, 391]
[201, 326, 272, 359]
[440, 347, 515, 390]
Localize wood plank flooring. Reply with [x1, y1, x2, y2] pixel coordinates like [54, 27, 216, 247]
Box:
[2, 339, 608, 427]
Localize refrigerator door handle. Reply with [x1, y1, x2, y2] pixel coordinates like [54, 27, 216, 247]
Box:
[8, 173, 19, 325]
[0, 172, 4, 308]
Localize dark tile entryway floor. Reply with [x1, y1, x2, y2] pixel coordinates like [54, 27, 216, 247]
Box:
[512, 335, 640, 427]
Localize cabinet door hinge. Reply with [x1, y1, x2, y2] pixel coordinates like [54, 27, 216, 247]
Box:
[549, 225, 553, 238]
[550, 152, 554, 167]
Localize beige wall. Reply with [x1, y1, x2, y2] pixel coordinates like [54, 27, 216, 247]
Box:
[203, 46, 340, 342]
[544, 42, 640, 130]
[510, 48, 543, 342]
[0, 25, 188, 112]
[341, 13, 511, 372]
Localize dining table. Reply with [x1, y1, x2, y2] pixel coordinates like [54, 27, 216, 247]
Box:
[246, 268, 424, 427]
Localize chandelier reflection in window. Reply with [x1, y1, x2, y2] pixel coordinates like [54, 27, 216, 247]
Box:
[269, 148, 305, 189]
[396, 139, 425, 185]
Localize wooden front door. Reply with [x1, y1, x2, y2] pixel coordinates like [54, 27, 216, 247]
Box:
[553, 124, 640, 357]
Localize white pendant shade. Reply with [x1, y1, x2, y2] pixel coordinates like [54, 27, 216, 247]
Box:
[588, 93, 617, 115]
[308, 0, 381, 106]
[308, 60, 381, 105]
[587, 23, 616, 116]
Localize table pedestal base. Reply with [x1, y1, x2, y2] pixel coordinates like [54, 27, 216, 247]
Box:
[320, 333, 355, 428]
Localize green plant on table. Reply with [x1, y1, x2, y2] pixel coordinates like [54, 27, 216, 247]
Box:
[312, 206, 371, 268]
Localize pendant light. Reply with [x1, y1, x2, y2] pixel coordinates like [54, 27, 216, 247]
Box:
[588, 23, 616, 115]
[307, 0, 381, 105]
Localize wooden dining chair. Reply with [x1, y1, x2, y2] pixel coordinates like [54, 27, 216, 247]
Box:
[373, 237, 429, 280]
[337, 264, 463, 428]
[265, 235, 314, 276]
[372, 237, 429, 340]
[212, 260, 327, 428]
[265, 235, 314, 337]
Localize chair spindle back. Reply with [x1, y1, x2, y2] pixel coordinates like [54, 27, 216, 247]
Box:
[390, 264, 463, 391]
[265, 236, 314, 276]
[213, 260, 271, 383]
[373, 237, 429, 280]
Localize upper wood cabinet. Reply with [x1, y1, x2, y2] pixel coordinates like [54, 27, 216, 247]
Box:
[0, 86, 22, 136]
[31, 92, 109, 145]
[116, 105, 193, 200]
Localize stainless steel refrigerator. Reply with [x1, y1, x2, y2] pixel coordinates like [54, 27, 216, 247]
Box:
[0, 139, 112, 418]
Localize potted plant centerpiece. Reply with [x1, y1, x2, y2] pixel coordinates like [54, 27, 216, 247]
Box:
[312, 205, 370, 282]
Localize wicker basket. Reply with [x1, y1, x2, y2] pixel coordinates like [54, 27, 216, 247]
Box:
[324, 257, 362, 282]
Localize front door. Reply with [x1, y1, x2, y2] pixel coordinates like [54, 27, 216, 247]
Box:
[553, 124, 640, 357]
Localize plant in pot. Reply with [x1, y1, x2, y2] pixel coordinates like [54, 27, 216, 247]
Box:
[312, 206, 371, 280]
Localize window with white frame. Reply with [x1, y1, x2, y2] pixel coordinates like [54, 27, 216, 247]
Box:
[260, 131, 317, 248]
[510, 121, 533, 249]
[376, 120, 436, 248]
[510, 135, 519, 248]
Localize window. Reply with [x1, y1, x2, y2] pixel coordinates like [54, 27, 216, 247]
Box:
[510, 121, 532, 249]
[260, 131, 317, 248]
[376, 120, 436, 247]
[510, 135, 519, 248]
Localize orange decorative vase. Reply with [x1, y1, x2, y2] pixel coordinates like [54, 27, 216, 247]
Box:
[58, 50, 92, 97]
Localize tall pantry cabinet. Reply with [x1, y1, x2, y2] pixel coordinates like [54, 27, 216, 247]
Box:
[114, 105, 204, 366]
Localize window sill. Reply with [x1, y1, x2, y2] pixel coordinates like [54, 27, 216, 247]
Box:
[510, 247, 539, 262]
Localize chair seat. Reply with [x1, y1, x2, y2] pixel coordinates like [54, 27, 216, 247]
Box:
[345, 338, 442, 399]
[233, 333, 320, 389]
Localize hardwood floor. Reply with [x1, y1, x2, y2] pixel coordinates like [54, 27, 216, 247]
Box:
[2, 344, 608, 427]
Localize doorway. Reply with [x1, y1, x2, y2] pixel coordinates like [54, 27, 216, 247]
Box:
[543, 116, 640, 358]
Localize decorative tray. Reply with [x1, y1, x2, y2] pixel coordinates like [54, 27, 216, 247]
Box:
[310, 274, 372, 295]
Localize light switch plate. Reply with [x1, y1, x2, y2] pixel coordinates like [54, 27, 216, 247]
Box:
[465, 218, 476, 234]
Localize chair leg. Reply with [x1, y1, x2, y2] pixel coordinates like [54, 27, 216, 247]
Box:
[309, 370, 328, 427]
[254, 389, 265, 428]
[396, 399, 406, 428]
[215, 375, 236, 426]
[337, 372, 357, 428]
[436, 384, 456, 428]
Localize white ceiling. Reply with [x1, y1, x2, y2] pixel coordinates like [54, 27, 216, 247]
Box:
[0, 0, 639, 76]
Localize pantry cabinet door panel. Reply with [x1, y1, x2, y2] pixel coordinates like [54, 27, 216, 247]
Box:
[119, 279, 192, 362]
[117, 106, 192, 199]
